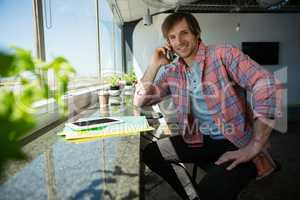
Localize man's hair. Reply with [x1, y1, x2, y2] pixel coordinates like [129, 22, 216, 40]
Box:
[161, 12, 201, 41]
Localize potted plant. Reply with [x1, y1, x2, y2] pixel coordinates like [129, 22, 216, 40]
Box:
[109, 74, 120, 90]
[108, 74, 121, 95]
[0, 47, 75, 175]
[123, 72, 137, 95]
[123, 72, 137, 86]
[107, 74, 121, 105]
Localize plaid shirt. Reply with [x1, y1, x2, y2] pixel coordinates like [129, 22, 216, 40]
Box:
[151, 42, 282, 178]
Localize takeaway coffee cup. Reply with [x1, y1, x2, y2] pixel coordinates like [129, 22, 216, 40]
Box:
[98, 90, 109, 108]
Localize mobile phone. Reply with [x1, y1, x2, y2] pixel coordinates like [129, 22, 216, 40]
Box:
[65, 117, 122, 130]
[167, 49, 176, 60]
[166, 43, 176, 60]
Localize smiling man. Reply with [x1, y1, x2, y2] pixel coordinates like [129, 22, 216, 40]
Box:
[134, 13, 281, 200]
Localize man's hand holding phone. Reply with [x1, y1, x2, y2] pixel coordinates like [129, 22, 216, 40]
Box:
[133, 43, 175, 107]
[149, 43, 175, 71]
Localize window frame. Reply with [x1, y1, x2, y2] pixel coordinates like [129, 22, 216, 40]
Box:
[1, 0, 126, 138]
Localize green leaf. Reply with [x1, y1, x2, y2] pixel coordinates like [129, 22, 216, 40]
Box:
[123, 72, 137, 85]
[0, 52, 15, 77]
[12, 47, 35, 72]
[108, 74, 121, 87]
[0, 89, 14, 117]
[0, 133, 27, 175]
[19, 83, 43, 107]
[9, 110, 36, 140]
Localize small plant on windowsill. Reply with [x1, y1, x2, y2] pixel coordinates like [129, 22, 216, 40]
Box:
[106, 74, 121, 105]
[122, 72, 137, 96]
[123, 71, 137, 87]
[108, 74, 121, 93]
[0, 47, 75, 175]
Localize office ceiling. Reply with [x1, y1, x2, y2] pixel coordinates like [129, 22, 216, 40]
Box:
[109, 0, 300, 23]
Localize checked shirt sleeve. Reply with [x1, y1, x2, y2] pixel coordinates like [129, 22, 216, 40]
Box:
[220, 45, 283, 120]
[134, 65, 171, 106]
[152, 65, 172, 100]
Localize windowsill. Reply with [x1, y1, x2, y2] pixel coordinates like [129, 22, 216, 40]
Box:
[21, 84, 109, 140]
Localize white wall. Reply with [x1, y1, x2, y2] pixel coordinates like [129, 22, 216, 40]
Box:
[133, 13, 300, 105]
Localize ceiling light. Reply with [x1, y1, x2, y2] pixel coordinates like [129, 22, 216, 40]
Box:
[236, 23, 240, 32]
[143, 8, 152, 26]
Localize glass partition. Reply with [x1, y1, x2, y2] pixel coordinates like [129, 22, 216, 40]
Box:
[114, 22, 123, 74]
[43, 0, 99, 89]
[0, 0, 34, 51]
[99, 0, 123, 77]
[0, 0, 34, 87]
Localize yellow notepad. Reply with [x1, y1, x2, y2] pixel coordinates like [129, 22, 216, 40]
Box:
[64, 131, 148, 144]
[58, 116, 154, 142]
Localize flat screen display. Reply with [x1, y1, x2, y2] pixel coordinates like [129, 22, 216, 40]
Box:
[242, 42, 279, 65]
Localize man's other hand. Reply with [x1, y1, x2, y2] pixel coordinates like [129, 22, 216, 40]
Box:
[215, 145, 260, 170]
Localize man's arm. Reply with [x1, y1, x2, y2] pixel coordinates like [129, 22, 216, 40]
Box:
[134, 45, 172, 107]
[219, 45, 281, 120]
[249, 118, 274, 153]
[215, 45, 282, 170]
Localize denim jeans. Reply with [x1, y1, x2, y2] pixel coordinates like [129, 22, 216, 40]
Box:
[142, 135, 257, 200]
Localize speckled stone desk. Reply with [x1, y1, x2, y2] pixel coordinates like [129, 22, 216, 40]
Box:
[0, 104, 147, 200]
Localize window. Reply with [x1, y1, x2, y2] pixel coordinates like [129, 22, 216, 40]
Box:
[114, 22, 123, 74]
[0, 0, 125, 135]
[0, 0, 34, 87]
[99, 0, 115, 76]
[43, 0, 99, 89]
[99, 0, 123, 77]
[1, 0, 123, 89]
[0, 0, 34, 51]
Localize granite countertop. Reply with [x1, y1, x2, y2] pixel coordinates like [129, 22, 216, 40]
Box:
[0, 104, 142, 200]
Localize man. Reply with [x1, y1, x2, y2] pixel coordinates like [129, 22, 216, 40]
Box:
[134, 13, 281, 200]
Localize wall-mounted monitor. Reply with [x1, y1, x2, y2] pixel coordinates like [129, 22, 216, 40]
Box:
[241, 42, 279, 65]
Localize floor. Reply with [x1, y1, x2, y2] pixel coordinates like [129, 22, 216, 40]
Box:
[142, 122, 300, 200]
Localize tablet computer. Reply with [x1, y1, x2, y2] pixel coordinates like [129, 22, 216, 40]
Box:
[65, 117, 122, 130]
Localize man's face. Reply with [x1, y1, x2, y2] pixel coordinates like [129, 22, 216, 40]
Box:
[167, 19, 199, 60]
